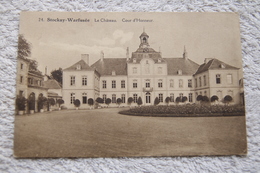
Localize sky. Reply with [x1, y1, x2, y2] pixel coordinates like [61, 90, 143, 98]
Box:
[19, 12, 243, 76]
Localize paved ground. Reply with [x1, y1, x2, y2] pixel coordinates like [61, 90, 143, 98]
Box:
[14, 108, 247, 158]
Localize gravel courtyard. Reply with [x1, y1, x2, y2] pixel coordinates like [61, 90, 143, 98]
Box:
[14, 108, 247, 158]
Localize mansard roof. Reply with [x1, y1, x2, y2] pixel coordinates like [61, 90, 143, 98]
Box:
[43, 79, 62, 89]
[163, 58, 199, 75]
[91, 58, 127, 75]
[64, 59, 94, 71]
[194, 58, 239, 75]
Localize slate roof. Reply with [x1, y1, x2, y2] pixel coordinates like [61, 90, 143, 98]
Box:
[194, 58, 239, 75]
[91, 58, 127, 75]
[64, 59, 94, 71]
[43, 79, 62, 89]
[163, 58, 199, 75]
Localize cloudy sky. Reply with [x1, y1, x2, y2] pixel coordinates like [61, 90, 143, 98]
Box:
[19, 12, 243, 75]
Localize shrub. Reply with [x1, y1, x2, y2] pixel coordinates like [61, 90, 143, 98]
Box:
[74, 99, 81, 108]
[96, 97, 104, 104]
[175, 97, 181, 103]
[105, 98, 111, 107]
[196, 95, 203, 102]
[154, 97, 159, 106]
[57, 99, 64, 108]
[88, 98, 94, 106]
[137, 97, 143, 106]
[48, 98, 55, 106]
[38, 95, 47, 110]
[128, 97, 133, 105]
[182, 96, 188, 103]
[211, 95, 219, 102]
[165, 97, 170, 105]
[16, 96, 26, 111]
[224, 95, 233, 105]
[202, 96, 209, 103]
[116, 98, 122, 106]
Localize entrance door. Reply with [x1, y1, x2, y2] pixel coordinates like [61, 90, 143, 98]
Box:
[146, 92, 151, 104]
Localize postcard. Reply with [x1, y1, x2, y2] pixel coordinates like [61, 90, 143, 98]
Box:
[14, 12, 247, 157]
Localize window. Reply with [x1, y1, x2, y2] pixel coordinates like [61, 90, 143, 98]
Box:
[159, 93, 163, 102]
[102, 80, 106, 88]
[21, 63, 23, 70]
[145, 61, 150, 74]
[189, 93, 193, 102]
[19, 90, 23, 97]
[158, 79, 163, 88]
[70, 93, 75, 104]
[195, 78, 197, 88]
[217, 90, 222, 99]
[133, 67, 137, 74]
[178, 70, 182, 75]
[199, 77, 202, 87]
[158, 67, 162, 74]
[170, 93, 174, 102]
[82, 93, 87, 104]
[133, 94, 138, 103]
[112, 70, 116, 75]
[70, 76, 75, 86]
[204, 91, 207, 96]
[112, 80, 116, 88]
[133, 80, 137, 88]
[146, 81, 150, 88]
[76, 65, 81, 70]
[20, 76, 23, 83]
[121, 80, 125, 88]
[82, 76, 87, 86]
[170, 79, 174, 88]
[216, 74, 221, 84]
[179, 79, 183, 88]
[227, 74, 233, 84]
[203, 75, 206, 86]
[112, 94, 116, 103]
[103, 94, 107, 102]
[179, 93, 183, 99]
[188, 79, 192, 88]
[121, 94, 126, 103]
[133, 58, 137, 63]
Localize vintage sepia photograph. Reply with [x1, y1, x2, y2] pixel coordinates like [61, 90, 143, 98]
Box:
[14, 12, 247, 158]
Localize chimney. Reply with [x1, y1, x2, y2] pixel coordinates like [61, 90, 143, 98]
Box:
[183, 46, 188, 60]
[45, 66, 47, 75]
[100, 51, 104, 61]
[204, 58, 213, 64]
[81, 54, 89, 65]
[126, 47, 129, 61]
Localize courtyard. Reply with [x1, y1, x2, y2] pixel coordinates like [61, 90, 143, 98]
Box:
[14, 108, 247, 158]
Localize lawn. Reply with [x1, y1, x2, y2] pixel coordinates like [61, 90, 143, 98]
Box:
[14, 108, 247, 158]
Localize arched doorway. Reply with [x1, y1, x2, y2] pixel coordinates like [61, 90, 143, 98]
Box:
[28, 92, 36, 112]
[146, 92, 151, 104]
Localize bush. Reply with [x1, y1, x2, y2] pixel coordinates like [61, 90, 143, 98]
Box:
[57, 99, 64, 107]
[48, 98, 55, 106]
[175, 97, 181, 103]
[128, 97, 133, 105]
[116, 98, 122, 105]
[74, 99, 80, 108]
[165, 97, 170, 105]
[105, 98, 111, 106]
[137, 97, 143, 106]
[154, 97, 159, 106]
[16, 96, 26, 111]
[224, 95, 233, 105]
[96, 97, 104, 104]
[211, 95, 218, 102]
[197, 95, 203, 101]
[88, 98, 94, 106]
[202, 96, 209, 103]
[38, 95, 47, 110]
[182, 96, 188, 103]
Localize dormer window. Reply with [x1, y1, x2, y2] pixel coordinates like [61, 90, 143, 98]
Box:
[177, 70, 182, 75]
[112, 70, 116, 76]
[220, 64, 225, 68]
[133, 58, 136, 63]
[76, 65, 81, 70]
[158, 58, 162, 63]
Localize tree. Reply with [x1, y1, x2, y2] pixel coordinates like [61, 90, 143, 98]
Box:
[51, 68, 63, 85]
[105, 98, 111, 107]
[57, 99, 64, 108]
[202, 96, 209, 103]
[88, 98, 94, 108]
[128, 97, 133, 107]
[154, 97, 160, 106]
[18, 34, 31, 59]
[223, 95, 233, 105]
[137, 97, 143, 106]
[38, 95, 47, 111]
[196, 95, 203, 102]
[74, 99, 81, 109]
[16, 95, 26, 111]
[211, 95, 219, 102]
[175, 97, 181, 104]
[165, 97, 170, 106]
[116, 98, 122, 107]
[182, 96, 188, 103]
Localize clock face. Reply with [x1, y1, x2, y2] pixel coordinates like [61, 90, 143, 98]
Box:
[143, 47, 149, 52]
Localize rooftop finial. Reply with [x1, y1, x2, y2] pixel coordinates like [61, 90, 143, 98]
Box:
[183, 45, 188, 60]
